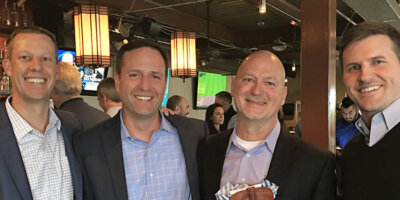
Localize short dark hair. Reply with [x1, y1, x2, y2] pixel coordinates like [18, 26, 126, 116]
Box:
[98, 78, 121, 103]
[7, 26, 58, 60]
[166, 95, 183, 110]
[215, 91, 232, 104]
[339, 20, 400, 68]
[341, 97, 355, 109]
[115, 40, 169, 76]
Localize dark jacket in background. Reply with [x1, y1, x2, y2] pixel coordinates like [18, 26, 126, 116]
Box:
[221, 106, 236, 131]
[59, 97, 109, 130]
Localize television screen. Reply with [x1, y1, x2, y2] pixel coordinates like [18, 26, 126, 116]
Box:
[161, 69, 170, 107]
[58, 49, 108, 96]
[195, 71, 227, 109]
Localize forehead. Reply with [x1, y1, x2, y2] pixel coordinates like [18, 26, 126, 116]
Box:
[238, 55, 284, 79]
[122, 47, 166, 72]
[214, 106, 224, 112]
[342, 106, 356, 112]
[343, 35, 395, 60]
[11, 33, 56, 53]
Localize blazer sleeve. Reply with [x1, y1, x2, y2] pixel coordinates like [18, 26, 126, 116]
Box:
[312, 152, 337, 200]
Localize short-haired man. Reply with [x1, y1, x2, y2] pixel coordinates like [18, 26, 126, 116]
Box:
[51, 62, 109, 130]
[201, 50, 336, 200]
[340, 20, 400, 199]
[97, 77, 122, 117]
[336, 97, 360, 149]
[215, 91, 236, 130]
[166, 95, 190, 116]
[74, 40, 208, 200]
[0, 27, 82, 199]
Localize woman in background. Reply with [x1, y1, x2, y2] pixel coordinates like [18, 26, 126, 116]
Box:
[205, 103, 225, 135]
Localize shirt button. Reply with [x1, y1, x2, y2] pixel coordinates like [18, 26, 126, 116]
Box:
[246, 154, 251, 158]
[242, 178, 245, 182]
[149, 173, 153, 177]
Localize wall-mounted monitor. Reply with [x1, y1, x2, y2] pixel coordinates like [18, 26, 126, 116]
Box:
[194, 71, 227, 109]
[58, 49, 108, 96]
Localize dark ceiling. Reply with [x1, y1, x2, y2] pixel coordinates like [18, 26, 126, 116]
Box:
[31, 0, 399, 74]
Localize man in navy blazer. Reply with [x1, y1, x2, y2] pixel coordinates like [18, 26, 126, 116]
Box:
[74, 40, 207, 200]
[0, 27, 82, 200]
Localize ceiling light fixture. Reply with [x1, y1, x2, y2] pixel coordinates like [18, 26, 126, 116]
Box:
[74, 4, 110, 68]
[259, 0, 266, 14]
[170, 31, 197, 82]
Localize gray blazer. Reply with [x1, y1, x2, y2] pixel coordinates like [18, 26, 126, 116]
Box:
[0, 99, 83, 200]
[73, 113, 208, 200]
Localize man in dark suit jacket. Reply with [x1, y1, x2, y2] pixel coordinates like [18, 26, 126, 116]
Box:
[74, 40, 207, 200]
[0, 27, 83, 199]
[51, 62, 110, 130]
[200, 50, 336, 200]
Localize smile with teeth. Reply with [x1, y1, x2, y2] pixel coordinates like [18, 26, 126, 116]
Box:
[25, 78, 45, 83]
[360, 85, 381, 93]
[136, 96, 152, 101]
[246, 99, 266, 104]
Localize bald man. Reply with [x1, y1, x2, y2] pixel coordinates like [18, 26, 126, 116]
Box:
[200, 51, 336, 200]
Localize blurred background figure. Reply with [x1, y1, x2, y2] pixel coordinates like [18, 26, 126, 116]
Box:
[51, 62, 109, 130]
[205, 103, 224, 135]
[97, 78, 122, 117]
[215, 91, 236, 130]
[166, 95, 190, 117]
[336, 97, 360, 149]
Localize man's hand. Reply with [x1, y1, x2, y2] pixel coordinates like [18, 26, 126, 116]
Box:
[160, 106, 176, 116]
[230, 187, 274, 200]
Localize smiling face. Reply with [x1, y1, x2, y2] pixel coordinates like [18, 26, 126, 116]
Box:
[114, 47, 167, 120]
[232, 51, 287, 123]
[211, 106, 224, 125]
[2, 33, 59, 104]
[342, 35, 400, 119]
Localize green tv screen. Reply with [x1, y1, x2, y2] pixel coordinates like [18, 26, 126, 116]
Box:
[196, 71, 227, 109]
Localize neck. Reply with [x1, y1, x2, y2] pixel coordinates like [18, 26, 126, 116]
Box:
[121, 109, 161, 143]
[236, 115, 278, 141]
[361, 112, 374, 129]
[214, 124, 220, 131]
[10, 96, 50, 134]
[106, 101, 122, 110]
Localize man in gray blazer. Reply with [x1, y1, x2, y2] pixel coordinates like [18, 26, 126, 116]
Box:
[74, 40, 208, 200]
[0, 27, 82, 199]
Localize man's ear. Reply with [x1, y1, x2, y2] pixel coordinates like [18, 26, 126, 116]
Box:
[174, 106, 181, 113]
[2, 59, 12, 77]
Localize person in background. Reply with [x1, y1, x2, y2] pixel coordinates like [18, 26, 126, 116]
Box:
[0, 26, 82, 199]
[166, 95, 190, 117]
[215, 91, 236, 130]
[201, 50, 336, 200]
[73, 40, 208, 200]
[336, 97, 360, 149]
[51, 62, 109, 130]
[340, 20, 400, 200]
[205, 103, 224, 135]
[97, 77, 122, 117]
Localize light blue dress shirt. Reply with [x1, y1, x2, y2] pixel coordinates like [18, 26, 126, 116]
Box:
[355, 97, 400, 146]
[220, 121, 281, 187]
[120, 111, 191, 200]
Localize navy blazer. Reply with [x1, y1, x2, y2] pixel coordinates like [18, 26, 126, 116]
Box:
[0, 100, 83, 200]
[73, 113, 208, 200]
[200, 126, 337, 200]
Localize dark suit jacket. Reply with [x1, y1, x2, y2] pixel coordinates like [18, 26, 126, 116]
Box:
[59, 97, 110, 130]
[73, 113, 208, 200]
[0, 100, 83, 200]
[200, 126, 336, 200]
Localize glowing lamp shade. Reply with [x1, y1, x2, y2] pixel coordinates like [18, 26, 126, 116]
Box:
[74, 5, 110, 67]
[170, 32, 197, 80]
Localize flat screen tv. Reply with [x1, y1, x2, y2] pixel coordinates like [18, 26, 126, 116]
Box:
[194, 71, 227, 109]
[58, 49, 108, 96]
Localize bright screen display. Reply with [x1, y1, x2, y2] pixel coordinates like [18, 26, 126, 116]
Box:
[161, 69, 170, 107]
[196, 71, 227, 109]
[58, 50, 107, 95]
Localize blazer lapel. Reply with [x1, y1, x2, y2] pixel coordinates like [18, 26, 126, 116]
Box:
[266, 126, 298, 197]
[59, 117, 82, 200]
[212, 130, 233, 189]
[100, 116, 128, 200]
[0, 101, 32, 200]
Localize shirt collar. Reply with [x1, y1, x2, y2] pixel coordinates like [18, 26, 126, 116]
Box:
[5, 96, 61, 142]
[226, 120, 281, 153]
[120, 109, 177, 140]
